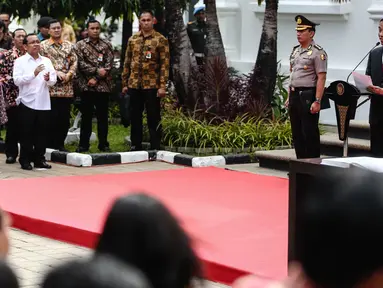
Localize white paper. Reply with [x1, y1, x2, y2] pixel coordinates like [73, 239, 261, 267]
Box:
[352, 72, 373, 93]
[321, 157, 383, 173]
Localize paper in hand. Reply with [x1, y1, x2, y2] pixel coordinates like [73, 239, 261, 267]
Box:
[352, 72, 373, 93]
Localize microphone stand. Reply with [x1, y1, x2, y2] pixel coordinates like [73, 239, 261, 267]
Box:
[346, 42, 380, 83]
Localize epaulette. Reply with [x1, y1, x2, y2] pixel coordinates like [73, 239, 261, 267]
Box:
[187, 21, 195, 25]
[314, 44, 323, 50]
[290, 45, 299, 56]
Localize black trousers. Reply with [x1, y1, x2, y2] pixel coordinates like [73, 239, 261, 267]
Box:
[79, 91, 109, 150]
[5, 106, 20, 158]
[130, 88, 162, 150]
[48, 97, 72, 149]
[370, 123, 383, 157]
[288, 88, 320, 159]
[19, 103, 50, 165]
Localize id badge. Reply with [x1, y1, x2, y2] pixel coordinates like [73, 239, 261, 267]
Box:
[64, 58, 69, 70]
[98, 53, 103, 62]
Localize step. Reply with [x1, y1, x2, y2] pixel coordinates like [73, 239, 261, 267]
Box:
[323, 120, 370, 140]
[320, 132, 371, 157]
[256, 149, 298, 171]
[256, 132, 371, 171]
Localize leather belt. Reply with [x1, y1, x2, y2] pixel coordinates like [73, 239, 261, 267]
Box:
[290, 86, 315, 92]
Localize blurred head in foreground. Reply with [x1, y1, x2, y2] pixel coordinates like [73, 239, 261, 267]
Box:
[234, 169, 383, 288]
[42, 254, 152, 288]
[0, 260, 18, 288]
[95, 193, 201, 288]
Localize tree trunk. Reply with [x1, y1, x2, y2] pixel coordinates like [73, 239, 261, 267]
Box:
[120, 13, 133, 69]
[204, 0, 229, 115]
[154, 3, 166, 35]
[250, 0, 278, 109]
[165, 0, 199, 110]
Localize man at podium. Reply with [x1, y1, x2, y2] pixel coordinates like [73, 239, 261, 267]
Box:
[287, 15, 328, 159]
[366, 20, 383, 157]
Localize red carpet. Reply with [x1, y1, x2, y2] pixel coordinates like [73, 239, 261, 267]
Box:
[0, 167, 288, 285]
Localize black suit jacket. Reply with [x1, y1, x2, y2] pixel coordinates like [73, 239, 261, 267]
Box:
[366, 46, 383, 124]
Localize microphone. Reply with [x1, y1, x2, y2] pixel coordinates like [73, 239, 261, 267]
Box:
[346, 42, 380, 83]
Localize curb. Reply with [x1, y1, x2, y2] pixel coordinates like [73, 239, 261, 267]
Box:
[0, 141, 254, 167]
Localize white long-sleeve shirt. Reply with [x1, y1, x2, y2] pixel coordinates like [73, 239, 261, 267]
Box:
[13, 53, 57, 110]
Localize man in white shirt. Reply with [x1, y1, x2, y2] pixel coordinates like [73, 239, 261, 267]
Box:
[13, 33, 57, 170]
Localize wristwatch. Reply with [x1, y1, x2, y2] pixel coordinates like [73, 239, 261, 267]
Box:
[315, 98, 321, 104]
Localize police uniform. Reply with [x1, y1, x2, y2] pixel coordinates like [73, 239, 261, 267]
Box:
[187, 7, 206, 65]
[288, 15, 328, 159]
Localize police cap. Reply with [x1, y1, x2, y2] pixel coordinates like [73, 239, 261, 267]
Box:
[295, 15, 320, 31]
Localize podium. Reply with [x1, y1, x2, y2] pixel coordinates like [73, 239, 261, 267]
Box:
[325, 80, 372, 156]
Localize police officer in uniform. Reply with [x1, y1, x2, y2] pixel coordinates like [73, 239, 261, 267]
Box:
[187, 5, 206, 65]
[287, 15, 328, 159]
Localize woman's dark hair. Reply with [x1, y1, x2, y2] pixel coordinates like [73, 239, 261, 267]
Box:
[95, 193, 202, 288]
[300, 170, 383, 288]
[42, 254, 152, 288]
[0, 260, 19, 288]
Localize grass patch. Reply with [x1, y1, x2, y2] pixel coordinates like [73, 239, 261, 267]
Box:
[64, 123, 130, 153]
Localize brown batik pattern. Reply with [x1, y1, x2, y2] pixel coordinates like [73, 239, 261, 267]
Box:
[74, 38, 114, 93]
[40, 39, 78, 98]
[0, 47, 25, 108]
[122, 30, 170, 90]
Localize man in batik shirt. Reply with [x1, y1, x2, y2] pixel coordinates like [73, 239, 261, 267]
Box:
[74, 19, 114, 152]
[40, 19, 77, 151]
[0, 28, 26, 164]
[122, 10, 170, 151]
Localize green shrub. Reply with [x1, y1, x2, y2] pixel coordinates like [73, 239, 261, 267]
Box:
[161, 109, 292, 150]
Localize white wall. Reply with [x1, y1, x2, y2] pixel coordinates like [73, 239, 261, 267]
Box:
[215, 0, 383, 125]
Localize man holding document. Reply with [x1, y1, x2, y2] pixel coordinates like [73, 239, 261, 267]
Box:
[365, 19, 383, 157]
[287, 15, 328, 159]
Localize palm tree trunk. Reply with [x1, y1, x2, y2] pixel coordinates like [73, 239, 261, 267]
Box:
[165, 0, 199, 109]
[204, 0, 230, 115]
[250, 0, 278, 110]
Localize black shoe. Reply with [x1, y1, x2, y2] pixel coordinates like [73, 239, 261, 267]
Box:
[130, 146, 143, 152]
[76, 147, 89, 153]
[21, 163, 33, 170]
[5, 156, 16, 164]
[34, 162, 52, 169]
[99, 146, 111, 152]
[58, 147, 68, 152]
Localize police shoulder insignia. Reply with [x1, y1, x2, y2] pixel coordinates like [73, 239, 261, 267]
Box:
[314, 44, 323, 50]
[290, 44, 299, 54]
[320, 54, 326, 61]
